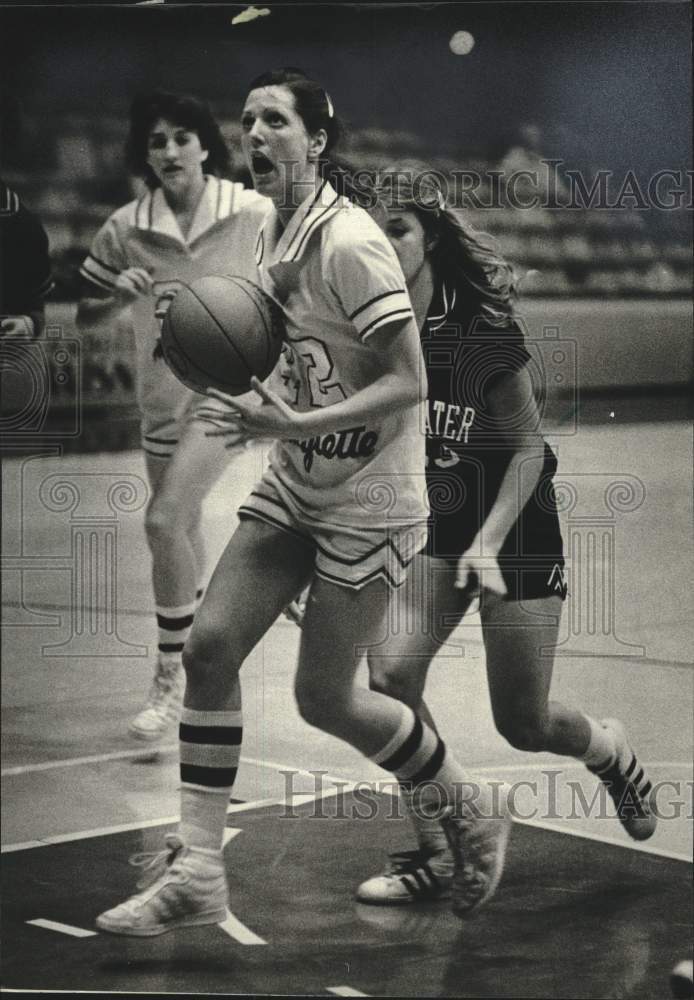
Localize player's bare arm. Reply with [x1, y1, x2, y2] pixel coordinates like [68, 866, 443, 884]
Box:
[76, 268, 153, 329]
[199, 315, 426, 444]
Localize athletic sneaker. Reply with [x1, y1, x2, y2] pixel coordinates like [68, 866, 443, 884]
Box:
[128, 659, 184, 742]
[588, 717, 657, 841]
[96, 834, 228, 936]
[441, 793, 513, 917]
[356, 848, 454, 905]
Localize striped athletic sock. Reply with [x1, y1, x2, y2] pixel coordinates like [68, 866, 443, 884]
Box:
[578, 714, 617, 769]
[369, 705, 488, 817]
[156, 599, 196, 669]
[179, 707, 242, 851]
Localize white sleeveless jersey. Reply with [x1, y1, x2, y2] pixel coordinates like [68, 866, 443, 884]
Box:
[256, 180, 429, 531]
[80, 177, 270, 428]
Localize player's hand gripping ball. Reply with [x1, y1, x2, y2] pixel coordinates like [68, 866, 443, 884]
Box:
[160, 275, 285, 395]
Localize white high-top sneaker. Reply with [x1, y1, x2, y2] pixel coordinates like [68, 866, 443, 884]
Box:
[128, 659, 184, 742]
[96, 834, 228, 936]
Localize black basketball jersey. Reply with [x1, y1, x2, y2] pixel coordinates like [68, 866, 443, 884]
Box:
[0, 182, 53, 317]
[421, 275, 560, 558]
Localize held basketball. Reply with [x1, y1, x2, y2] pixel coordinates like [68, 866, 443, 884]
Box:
[160, 274, 285, 395]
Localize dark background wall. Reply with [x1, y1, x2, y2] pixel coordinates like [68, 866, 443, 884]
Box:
[1, 2, 691, 451]
[2, 2, 691, 178]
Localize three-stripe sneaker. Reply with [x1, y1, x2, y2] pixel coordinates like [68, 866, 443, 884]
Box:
[588, 718, 657, 841]
[128, 659, 184, 742]
[96, 834, 228, 936]
[356, 848, 454, 905]
[441, 791, 513, 918]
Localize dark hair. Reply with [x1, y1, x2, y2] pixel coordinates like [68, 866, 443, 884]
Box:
[125, 90, 231, 189]
[246, 68, 371, 207]
[375, 162, 517, 322]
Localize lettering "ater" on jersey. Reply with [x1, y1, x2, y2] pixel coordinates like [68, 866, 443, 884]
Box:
[425, 400, 476, 444]
[295, 425, 378, 473]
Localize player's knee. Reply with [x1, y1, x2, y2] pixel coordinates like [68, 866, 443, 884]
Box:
[145, 497, 199, 546]
[182, 617, 242, 682]
[368, 661, 423, 709]
[496, 713, 551, 752]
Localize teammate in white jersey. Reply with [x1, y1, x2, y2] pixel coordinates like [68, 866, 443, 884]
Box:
[96, 69, 512, 938]
[77, 92, 269, 743]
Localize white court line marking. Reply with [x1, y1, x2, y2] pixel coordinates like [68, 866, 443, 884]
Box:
[1, 787, 355, 854]
[3, 759, 691, 863]
[5, 748, 690, 780]
[218, 909, 267, 946]
[2, 751, 359, 779]
[515, 817, 692, 863]
[327, 988, 370, 997]
[26, 919, 97, 938]
[2, 797, 281, 854]
[1, 746, 178, 776]
[217, 827, 268, 943]
[471, 760, 692, 775]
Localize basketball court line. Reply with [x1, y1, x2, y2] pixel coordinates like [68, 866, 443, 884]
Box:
[3, 762, 691, 862]
[517, 817, 692, 864]
[3, 749, 690, 779]
[1, 782, 357, 854]
[3, 596, 692, 672]
[326, 988, 370, 997]
[26, 919, 97, 939]
[218, 909, 267, 946]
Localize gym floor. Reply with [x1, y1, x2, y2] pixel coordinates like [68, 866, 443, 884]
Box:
[2, 413, 692, 997]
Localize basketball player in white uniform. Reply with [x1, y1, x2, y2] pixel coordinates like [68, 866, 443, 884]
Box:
[77, 92, 269, 744]
[96, 69, 513, 938]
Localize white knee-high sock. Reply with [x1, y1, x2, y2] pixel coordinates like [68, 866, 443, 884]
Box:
[178, 707, 242, 851]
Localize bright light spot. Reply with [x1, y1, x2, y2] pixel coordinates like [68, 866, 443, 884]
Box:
[449, 30, 475, 55]
[609, 411, 615, 418]
[231, 6, 271, 25]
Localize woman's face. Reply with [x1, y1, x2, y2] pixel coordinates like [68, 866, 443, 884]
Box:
[241, 84, 324, 203]
[382, 208, 428, 284]
[146, 118, 208, 192]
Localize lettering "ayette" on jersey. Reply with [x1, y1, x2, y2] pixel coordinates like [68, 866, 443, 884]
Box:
[424, 400, 476, 444]
[295, 425, 378, 473]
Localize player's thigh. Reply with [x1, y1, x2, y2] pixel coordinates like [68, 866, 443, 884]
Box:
[480, 593, 564, 724]
[296, 575, 391, 698]
[144, 450, 169, 496]
[366, 554, 474, 696]
[189, 517, 315, 666]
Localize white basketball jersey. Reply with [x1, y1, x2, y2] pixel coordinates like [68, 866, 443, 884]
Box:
[255, 180, 429, 531]
[80, 177, 270, 427]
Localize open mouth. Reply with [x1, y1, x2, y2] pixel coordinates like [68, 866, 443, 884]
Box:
[251, 152, 275, 176]
[163, 165, 183, 175]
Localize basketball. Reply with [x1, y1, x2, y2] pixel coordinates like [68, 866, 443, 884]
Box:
[160, 274, 285, 395]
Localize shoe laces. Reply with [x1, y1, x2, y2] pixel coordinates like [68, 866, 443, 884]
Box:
[129, 834, 185, 889]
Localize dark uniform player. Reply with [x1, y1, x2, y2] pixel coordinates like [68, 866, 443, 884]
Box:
[420, 281, 566, 601]
[0, 180, 53, 338]
[358, 166, 657, 905]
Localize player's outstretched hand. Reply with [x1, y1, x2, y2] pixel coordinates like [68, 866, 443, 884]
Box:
[455, 549, 507, 598]
[114, 267, 154, 304]
[199, 378, 301, 445]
